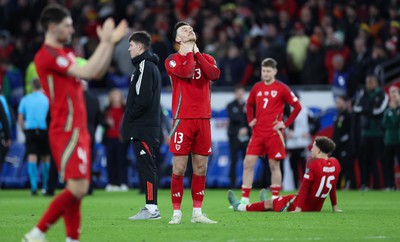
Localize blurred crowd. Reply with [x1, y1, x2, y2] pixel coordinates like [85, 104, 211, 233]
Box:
[1, 0, 400, 95]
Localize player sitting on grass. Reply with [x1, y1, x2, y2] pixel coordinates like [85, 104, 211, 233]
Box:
[228, 136, 342, 212]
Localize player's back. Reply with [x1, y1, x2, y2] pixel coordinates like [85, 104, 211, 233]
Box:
[34, 44, 87, 132]
[301, 157, 341, 211]
[165, 53, 212, 119]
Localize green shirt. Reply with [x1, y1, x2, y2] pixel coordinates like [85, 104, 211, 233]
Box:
[382, 107, 400, 145]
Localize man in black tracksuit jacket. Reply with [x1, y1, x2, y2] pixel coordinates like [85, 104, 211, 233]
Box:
[121, 31, 162, 220]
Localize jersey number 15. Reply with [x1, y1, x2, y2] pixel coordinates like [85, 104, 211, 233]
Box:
[315, 175, 335, 198]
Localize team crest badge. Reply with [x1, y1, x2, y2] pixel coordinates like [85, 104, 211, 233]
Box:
[56, 56, 68, 68]
[271, 90, 277, 97]
[169, 60, 176, 68]
[175, 144, 181, 151]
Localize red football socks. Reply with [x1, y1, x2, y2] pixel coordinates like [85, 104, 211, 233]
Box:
[171, 174, 184, 210]
[63, 199, 81, 240]
[246, 201, 266, 211]
[241, 187, 252, 198]
[36, 189, 79, 232]
[191, 174, 206, 208]
[271, 185, 281, 197]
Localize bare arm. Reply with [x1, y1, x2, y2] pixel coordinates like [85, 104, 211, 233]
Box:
[67, 18, 128, 80]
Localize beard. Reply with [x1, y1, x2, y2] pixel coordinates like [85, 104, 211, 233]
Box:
[57, 36, 71, 45]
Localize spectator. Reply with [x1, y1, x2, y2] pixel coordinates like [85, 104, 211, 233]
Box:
[0, 59, 24, 114]
[347, 37, 370, 89]
[325, 31, 351, 84]
[218, 43, 246, 86]
[367, 44, 388, 79]
[104, 89, 128, 192]
[227, 84, 249, 188]
[332, 95, 355, 189]
[341, 3, 361, 49]
[301, 35, 327, 84]
[286, 22, 309, 85]
[353, 75, 388, 190]
[382, 86, 400, 190]
[82, 81, 103, 195]
[332, 54, 355, 99]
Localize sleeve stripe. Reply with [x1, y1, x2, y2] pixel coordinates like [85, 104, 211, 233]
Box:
[135, 60, 146, 95]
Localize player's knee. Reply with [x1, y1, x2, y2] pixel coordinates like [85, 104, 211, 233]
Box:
[269, 161, 280, 171]
[193, 163, 207, 175]
[243, 160, 254, 170]
[67, 179, 89, 198]
[173, 164, 186, 176]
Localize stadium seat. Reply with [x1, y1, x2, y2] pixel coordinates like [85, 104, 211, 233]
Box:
[206, 141, 231, 188]
[91, 143, 108, 188]
[0, 143, 28, 188]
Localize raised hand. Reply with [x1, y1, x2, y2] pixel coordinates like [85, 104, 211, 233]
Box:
[180, 42, 194, 55]
[193, 44, 199, 54]
[97, 18, 115, 43]
[111, 19, 128, 45]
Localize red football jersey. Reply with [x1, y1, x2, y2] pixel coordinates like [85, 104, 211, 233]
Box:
[165, 52, 220, 119]
[34, 44, 87, 132]
[246, 80, 299, 137]
[295, 157, 341, 211]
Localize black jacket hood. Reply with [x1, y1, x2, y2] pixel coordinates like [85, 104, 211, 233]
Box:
[131, 50, 159, 66]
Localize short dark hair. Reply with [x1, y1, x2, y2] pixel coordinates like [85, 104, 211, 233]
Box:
[315, 136, 336, 154]
[39, 4, 70, 31]
[366, 74, 378, 82]
[261, 58, 277, 69]
[128, 31, 152, 50]
[173, 21, 190, 41]
[32, 78, 41, 90]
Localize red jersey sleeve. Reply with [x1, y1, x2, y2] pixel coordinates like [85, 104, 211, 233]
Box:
[329, 183, 337, 206]
[246, 86, 256, 123]
[296, 158, 315, 210]
[195, 53, 220, 81]
[165, 53, 195, 79]
[329, 158, 341, 207]
[281, 85, 301, 128]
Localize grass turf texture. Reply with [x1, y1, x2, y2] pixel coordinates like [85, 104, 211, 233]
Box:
[1, 189, 399, 242]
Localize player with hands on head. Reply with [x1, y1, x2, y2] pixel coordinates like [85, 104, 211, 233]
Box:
[165, 21, 220, 225]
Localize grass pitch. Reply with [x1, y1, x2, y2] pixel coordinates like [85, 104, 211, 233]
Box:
[1, 189, 399, 242]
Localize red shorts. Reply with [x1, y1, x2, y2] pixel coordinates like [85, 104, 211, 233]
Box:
[170, 119, 212, 156]
[49, 128, 91, 182]
[272, 194, 297, 212]
[246, 131, 286, 160]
